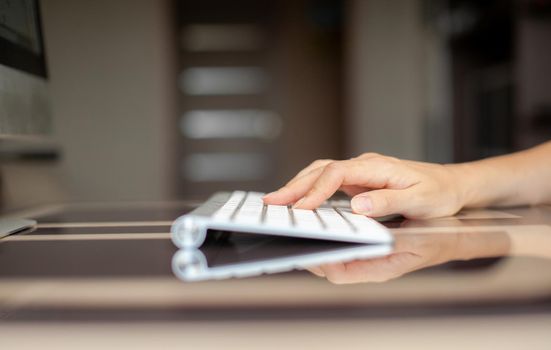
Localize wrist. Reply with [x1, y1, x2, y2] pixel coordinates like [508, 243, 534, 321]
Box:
[444, 162, 478, 209]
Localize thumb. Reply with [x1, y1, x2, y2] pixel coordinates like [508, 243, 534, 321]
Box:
[351, 189, 410, 217]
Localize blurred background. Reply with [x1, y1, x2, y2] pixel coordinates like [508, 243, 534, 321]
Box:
[6, 0, 550, 207]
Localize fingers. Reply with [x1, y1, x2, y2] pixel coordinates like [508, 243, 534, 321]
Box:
[290, 154, 378, 190]
[287, 154, 380, 186]
[263, 160, 332, 205]
[263, 166, 325, 205]
[305, 266, 326, 277]
[314, 262, 347, 283]
[314, 260, 387, 284]
[311, 252, 423, 284]
[265, 155, 415, 209]
[291, 162, 350, 209]
[293, 158, 404, 210]
[340, 185, 367, 197]
[287, 159, 333, 186]
[351, 188, 414, 217]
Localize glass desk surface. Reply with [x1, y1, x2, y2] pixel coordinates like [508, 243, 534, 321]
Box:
[1, 201, 551, 321]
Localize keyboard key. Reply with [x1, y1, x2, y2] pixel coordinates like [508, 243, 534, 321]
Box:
[174, 191, 392, 249]
[265, 205, 291, 227]
[234, 192, 264, 224]
[212, 191, 246, 221]
[328, 199, 351, 208]
[292, 209, 323, 231]
[339, 209, 382, 233]
[316, 208, 353, 233]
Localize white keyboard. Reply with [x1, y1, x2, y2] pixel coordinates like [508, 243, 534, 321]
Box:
[171, 191, 393, 248]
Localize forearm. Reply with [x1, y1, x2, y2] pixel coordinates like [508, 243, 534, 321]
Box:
[451, 141, 551, 208]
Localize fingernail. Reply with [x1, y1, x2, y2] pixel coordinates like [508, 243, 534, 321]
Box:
[351, 196, 372, 213]
[263, 191, 276, 199]
[293, 197, 306, 209]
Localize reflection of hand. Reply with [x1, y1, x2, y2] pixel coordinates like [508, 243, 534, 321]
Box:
[263, 153, 466, 219]
[306, 231, 511, 284]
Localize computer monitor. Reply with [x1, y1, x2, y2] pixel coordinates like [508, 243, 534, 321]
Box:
[0, 0, 52, 234]
[0, 0, 51, 138]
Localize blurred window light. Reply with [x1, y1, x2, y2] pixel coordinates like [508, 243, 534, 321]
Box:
[183, 152, 268, 182]
[182, 24, 263, 52]
[180, 67, 267, 95]
[181, 110, 282, 140]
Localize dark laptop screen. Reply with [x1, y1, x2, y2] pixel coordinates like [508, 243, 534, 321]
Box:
[0, 0, 47, 77]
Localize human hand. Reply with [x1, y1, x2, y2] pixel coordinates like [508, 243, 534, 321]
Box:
[305, 229, 511, 284]
[263, 153, 467, 219]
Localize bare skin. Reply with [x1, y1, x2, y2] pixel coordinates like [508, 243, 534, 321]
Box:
[263, 141, 551, 284]
[306, 229, 512, 284]
[305, 219, 551, 284]
[263, 141, 551, 219]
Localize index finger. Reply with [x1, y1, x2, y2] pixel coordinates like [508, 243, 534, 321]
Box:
[293, 158, 402, 209]
[287, 159, 333, 186]
[263, 166, 325, 205]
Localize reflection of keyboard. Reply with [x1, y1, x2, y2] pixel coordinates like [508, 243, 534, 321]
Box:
[171, 191, 393, 248]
